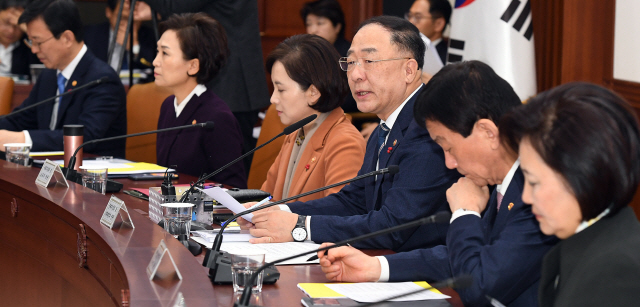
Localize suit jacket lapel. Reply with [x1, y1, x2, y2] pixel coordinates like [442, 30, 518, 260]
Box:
[491, 168, 524, 237]
[364, 126, 379, 210]
[370, 88, 421, 209]
[539, 244, 561, 306]
[164, 91, 206, 153]
[289, 109, 344, 197]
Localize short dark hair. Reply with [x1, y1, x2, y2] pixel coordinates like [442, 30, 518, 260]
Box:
[158, 13, 229, 85]
[500, 82, 640, 220]
[0, 0, 28, 11]
[300, 0, 347, 40]
[18, 0, 84, 42]
[106, 0, 117, 10]
[358, 16, 425, 69]
[427, 0, 452, 32]
[266, 34, 348, 113]
[413, 60, 521, 136]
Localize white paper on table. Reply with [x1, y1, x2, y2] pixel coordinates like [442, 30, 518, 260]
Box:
[202, 187, 254, 221]
[53, 159, 133, 169]
[325, 282, 450, 302]
[191, 230, 253, 242]
[219, 242, 320, 265]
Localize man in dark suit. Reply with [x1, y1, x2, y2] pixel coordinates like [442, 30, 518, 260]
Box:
[0, 0, 126, 157]
[317, 61, 558, 306]
[407, 0, 451, 64]
[140, 0, 271, 172]
[237, 16, 460, 252]
[83, 0, 156, 73]
[0, 0, 40, 77]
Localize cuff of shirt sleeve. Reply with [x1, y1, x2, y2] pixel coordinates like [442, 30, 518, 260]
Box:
[376, 256, 390, 282]
[279, 205, 291, 212]
[306, 215, 311, 241]
[23, 131, 32, 146]
[450, 208, 481, 223]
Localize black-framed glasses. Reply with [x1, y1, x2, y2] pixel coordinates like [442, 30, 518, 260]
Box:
[339, 57, 412, 71]
[24, 36, 54, 49]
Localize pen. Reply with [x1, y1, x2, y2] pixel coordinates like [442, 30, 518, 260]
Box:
[306, 243, 350, 261]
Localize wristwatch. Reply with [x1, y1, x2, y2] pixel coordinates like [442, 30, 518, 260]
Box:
[291, 215, 308, 242]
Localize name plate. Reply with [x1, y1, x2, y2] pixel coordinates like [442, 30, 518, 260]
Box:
[100, 195, 135, 229]
[146, 239, 182, 280]
[35, 159, 69, 188]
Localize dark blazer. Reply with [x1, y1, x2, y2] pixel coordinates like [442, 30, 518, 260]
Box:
[287, 86, 460, 251]
[10, 37, 40, 77]
[0, 48, 127, 157]
[83, 22, 157, 70]
[143, 0, 270, 113]
[385, 168, 558, 306]
[156, 89, 247, 188]
[435, 39, 448, 64]
[539, 206, 640, 307]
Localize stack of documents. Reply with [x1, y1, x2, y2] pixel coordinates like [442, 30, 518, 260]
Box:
[298, 281, 450, 302]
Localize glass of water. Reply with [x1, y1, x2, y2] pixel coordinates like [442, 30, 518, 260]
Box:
[79, 166, 107, 194]
[161, 203, 194, 242]
[231, 253, 265, 293]
[4, 143, 31, 166]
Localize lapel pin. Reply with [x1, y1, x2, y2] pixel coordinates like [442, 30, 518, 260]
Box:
[311, 157, 316, 163]
[508, 203, 514, 211]
[192, 119, 197, 125]
[387, 146, 393, 154]
[305, 164, 310, 170]
[393, 139, 397, 146]
[72, 80, 77, 86]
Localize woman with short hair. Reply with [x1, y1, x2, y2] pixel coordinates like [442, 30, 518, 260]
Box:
[154, 13, 246, 188]
[261, 34, 365, 202]
[500, 82, 640, 306]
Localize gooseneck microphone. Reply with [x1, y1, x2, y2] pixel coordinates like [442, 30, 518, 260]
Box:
[178, 114, 318, 203]
[63, 121, 214, 191]
[201, 165, 400, 282]
[235, 211, 452, 306]
[0, 76, 109, 120]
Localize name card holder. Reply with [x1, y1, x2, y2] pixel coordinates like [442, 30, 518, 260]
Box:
[146, 239, 182, 281]
[35, 159, 69, 188]
[100, 195, 135, 229]
[172, 292, 186, 307]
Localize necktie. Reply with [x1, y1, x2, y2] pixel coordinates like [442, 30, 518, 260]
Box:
[377, 123, 390, 155]
[50, 73, 66, 130]
[497, 191, 504, 211]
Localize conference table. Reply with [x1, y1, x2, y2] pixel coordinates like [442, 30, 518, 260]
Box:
[0, 159, 463, 307]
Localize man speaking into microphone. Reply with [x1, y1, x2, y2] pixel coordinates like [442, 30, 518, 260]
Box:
[238, 16, 460, 252]
[0, 0, 126, 157]
[317, 62, 558, 307]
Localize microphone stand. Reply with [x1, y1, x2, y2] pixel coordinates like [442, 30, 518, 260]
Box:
[235, 211, 452, 306]
[202, 166, 399, 283]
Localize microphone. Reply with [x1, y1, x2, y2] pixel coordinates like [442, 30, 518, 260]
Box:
[178, 113, 318, 203]
[0, 77, 109, 120]
[235, 211, 452, 306]
[355, 275, 473, 307]
[201, 165, 400, 283]
[63, 121, 214, 192]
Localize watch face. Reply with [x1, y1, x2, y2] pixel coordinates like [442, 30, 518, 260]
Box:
[292, 227, 307, 241]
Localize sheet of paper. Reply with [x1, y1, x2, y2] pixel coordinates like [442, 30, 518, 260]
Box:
[325, 282, 450, 302]
[202, 187, 254, 221]
[30, 151, 64, 157]
[191, 230, 252, 243]
[219, 242, 320, 265]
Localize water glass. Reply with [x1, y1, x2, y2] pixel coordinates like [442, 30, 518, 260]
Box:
[79, 166, 108, 194]
[4, 143, 31, 166]
[231, 253, 265, 293]
[161, 203, 194, 240]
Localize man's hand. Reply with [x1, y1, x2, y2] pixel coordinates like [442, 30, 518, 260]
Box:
[249, 210, 297, 243]
[318, 243, 381, 282]
[0, 130, 26, 151]
[447, 177, 490, 213]
[236, 201, 280, 229]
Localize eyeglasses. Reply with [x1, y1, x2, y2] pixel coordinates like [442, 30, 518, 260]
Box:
[404, 12, 433, 23]
[24, 36, 55, 49]
[339, 57, 412, 71]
